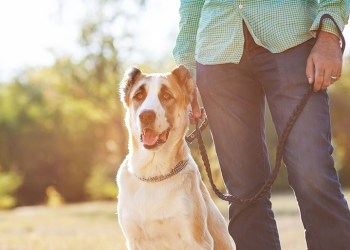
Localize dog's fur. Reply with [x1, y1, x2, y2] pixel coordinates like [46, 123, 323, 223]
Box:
[117, 65, 234, 250]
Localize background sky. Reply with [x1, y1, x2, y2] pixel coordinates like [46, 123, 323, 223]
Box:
[0, 0, 179, 82]
[0, 0, 349, 82]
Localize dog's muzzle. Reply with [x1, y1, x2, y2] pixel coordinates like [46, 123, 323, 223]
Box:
[140, 127, 170, 150]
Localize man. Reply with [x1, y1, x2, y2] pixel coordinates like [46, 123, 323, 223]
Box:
[173, 1, 350, 249]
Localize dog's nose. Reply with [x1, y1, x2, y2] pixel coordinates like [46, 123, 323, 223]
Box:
[139, 110, 156, 125]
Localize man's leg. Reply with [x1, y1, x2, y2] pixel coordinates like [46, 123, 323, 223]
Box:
[259, 39, 350, 249]
[196, 61, 281, 250]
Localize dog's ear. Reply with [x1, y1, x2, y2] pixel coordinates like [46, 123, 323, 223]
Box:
[171, 65, 195, 103]
[119, 67, 142, 107]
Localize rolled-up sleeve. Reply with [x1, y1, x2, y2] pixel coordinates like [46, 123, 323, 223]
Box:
[173, 0, 204, 79]
[309, 0, 350, 38]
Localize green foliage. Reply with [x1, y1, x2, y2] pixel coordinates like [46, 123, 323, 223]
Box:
[0, 0, 142, 205]
[46, 186, 65, 207]
[0, 171, 22, 209]
[0, 55, 128, 205]
[85, 165, 118, 200]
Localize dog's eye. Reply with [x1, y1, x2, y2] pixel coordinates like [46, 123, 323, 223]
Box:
[134, 91, 145, 101]
[161, 92, 173, 101]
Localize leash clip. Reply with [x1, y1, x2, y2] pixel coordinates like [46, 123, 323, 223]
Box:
[185, 118, 209, 144]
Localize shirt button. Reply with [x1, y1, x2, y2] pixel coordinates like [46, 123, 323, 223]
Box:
[239, 4, 243, 9]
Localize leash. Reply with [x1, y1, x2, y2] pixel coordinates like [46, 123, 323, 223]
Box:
[185, 14, 346, 204]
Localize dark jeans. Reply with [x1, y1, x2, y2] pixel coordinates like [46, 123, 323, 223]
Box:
[196, 28, 350, 249]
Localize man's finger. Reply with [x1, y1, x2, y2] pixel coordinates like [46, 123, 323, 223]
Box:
[332, 63, 342, 84]
[339, 63, 342, 79]
[330, 71, 338, 85]
[313, 66, 325, 92]
[199, 107, 206, 120]
[305, 56, 315, 85]
[191, 87, 201, 118]
[322, 68, 332, 90]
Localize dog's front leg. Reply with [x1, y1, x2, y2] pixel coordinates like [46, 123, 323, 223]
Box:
[126, 241, 140, 250]
[118, 212, 145, 250]
[186, 175, 214, 250]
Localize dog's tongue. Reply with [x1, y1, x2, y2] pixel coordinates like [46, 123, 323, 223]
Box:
[142, 129, 159, 146]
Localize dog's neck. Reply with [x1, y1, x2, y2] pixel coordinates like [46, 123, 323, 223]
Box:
[128, 138, 190, 180]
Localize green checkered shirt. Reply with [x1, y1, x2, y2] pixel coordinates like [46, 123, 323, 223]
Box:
[173, 0, 350, 78]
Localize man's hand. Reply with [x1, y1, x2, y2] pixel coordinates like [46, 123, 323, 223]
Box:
[189, 86, 206, 124]
[306, 31, 342, 92]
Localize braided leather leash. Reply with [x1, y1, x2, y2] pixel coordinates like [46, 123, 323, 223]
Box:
[186, 14, 345, 204]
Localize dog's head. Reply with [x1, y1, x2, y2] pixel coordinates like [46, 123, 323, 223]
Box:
[120, 65, 194, 151]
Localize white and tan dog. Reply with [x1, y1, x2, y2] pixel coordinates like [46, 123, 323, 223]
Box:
[117, 65, 234, 250]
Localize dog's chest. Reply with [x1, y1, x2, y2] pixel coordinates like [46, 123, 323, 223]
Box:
[123, 180, 190, 222]
[119, 179, 198, 248]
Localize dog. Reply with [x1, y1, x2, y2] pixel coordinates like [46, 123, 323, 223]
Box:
[117, 65, 234, 250]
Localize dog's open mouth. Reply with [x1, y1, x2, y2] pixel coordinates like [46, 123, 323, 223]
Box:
[141, 128, 170, 149]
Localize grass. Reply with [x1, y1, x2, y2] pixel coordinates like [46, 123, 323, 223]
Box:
[0, 202, 123, 250]
[0, 191, 349, 250]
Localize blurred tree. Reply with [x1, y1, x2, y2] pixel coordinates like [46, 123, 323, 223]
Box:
[0, 171, 22, 209]
[330, 61, 350, 187]
[0, 0, 146, 205]
[85, 164, 118, 200]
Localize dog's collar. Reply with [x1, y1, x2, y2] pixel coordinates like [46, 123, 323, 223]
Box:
[133, 159, 189, 183]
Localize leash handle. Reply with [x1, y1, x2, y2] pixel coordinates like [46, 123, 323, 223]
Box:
[316, 14, 346, 54]
[310, 14, 346, 92]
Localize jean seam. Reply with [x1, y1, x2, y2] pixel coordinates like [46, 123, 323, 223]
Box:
[257, 89, 280, 249]
[264, 199, 280, 250]
[254, 63, 280, 250]
[259, 110, 280, 250]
